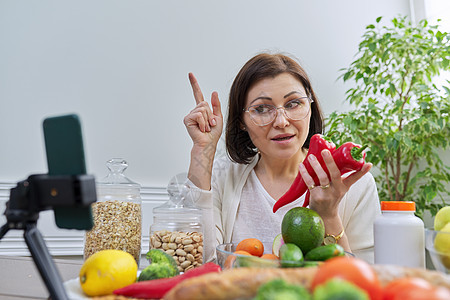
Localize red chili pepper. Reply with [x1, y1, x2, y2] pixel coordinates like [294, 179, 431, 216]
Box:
[113, 262, 221, 299]
[272, 134, 336, 213]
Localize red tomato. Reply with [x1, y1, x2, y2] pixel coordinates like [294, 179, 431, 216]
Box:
[383, 277, 431, 300]
[433, 287, 450, 300]
[311, 256, 382, 300]
[384, 277, 450, 300]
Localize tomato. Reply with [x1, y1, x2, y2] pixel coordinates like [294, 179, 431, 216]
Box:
[383, 277, 431, 300]
[311, 256, 382, 300]
[398, 287, 450, 300]
[383, 277, 450, 300]
[432, 287, 450, 300]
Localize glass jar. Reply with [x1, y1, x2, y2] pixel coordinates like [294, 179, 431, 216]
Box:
[150, 173, 204, 273]
[84, 158, 142, 265]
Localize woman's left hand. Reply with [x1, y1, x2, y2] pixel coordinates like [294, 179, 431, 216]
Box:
[299, 149, 372, 219]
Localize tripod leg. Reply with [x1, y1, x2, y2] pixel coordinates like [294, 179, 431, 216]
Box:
[0, 224, 10, 240]
[24, 223, 69, 300]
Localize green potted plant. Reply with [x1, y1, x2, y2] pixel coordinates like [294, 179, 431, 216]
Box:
[326, 16, 450, 219]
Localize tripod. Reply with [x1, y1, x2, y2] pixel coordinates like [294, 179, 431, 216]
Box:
[0, 174, 96, 300]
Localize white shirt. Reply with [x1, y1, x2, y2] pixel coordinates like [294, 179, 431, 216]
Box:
[231, 169, 305, 253]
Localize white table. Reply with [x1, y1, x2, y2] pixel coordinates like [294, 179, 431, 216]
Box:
[0, 255, 82, 299]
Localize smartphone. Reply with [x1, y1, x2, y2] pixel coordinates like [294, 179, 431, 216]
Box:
[43, 114, 94, 230]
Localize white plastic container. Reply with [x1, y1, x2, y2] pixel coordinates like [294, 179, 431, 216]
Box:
[374, 201, 425, 268]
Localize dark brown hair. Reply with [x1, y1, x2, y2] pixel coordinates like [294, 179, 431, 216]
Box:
[226, 52, 324, 164]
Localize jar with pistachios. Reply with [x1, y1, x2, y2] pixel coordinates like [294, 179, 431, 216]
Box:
[150, 173, 204, 273]
[84, 158, 142, 266]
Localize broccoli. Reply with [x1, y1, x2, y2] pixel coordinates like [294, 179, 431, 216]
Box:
[313, 279, 369, 300]
[137, 249, 179, 281]
[138, 263, 178, 281]
[146, 249, 179, 271]
[253, 279, 312, 300]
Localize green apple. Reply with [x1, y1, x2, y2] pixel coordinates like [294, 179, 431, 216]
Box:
[434, 222, 450, 269]
[434, 206, 450, 231]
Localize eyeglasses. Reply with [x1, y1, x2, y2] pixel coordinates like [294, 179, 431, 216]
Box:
[243, 97, 313, 126]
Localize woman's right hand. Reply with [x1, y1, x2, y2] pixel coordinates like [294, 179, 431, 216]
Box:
[184, 73, 223, 150]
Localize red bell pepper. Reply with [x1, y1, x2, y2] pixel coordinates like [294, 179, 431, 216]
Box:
[272, 134, 336, 213]
[273, 137, 368, 212]
[333, 142, 367, 174]
[113, 262, 221, 299]
[300, 142, 367, 207]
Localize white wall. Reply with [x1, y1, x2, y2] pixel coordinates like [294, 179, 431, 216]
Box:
[0, 0, 412, 188]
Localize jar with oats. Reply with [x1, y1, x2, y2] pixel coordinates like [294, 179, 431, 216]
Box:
[84, 158, 142, 266]
[150, 173, 204, 273]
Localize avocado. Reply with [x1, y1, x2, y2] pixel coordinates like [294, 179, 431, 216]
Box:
[281, 207, 325, 254]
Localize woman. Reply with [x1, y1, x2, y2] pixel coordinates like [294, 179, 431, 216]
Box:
[184, 52, 381, 263]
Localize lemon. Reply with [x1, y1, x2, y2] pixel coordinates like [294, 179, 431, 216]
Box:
[272, 233, 285, 257]
[434, 223, 450, 269]
[79, 250, 138, 296]
[434, 206, 450, 231]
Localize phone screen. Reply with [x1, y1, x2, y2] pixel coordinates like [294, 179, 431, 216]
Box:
[43, 114, 94, 230]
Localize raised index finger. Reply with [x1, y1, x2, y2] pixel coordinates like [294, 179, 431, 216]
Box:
[188, 72, 205, 104]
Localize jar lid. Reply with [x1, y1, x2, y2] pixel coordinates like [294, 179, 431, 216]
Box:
[153, 173, 201, 217]
[381, 201, 415, 211]
[97, 158, 140, 188]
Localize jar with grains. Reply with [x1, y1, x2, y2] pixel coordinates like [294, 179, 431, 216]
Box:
[84, 158, 142, 265]
[150, 173, 204, 273]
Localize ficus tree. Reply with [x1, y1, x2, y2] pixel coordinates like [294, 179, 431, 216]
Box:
[326, 16, 450, 219]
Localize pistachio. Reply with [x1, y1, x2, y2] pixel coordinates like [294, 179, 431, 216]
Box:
[176, 249, 187, 256]
[149, 230, 204, 272]
[184, 244, 195, 252]
[187, 253, 195, 262]
[180, 260, 191, 269]
[182, 238, 193, 245]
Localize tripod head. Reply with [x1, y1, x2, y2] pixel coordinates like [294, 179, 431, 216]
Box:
[3, 173, 96, 231]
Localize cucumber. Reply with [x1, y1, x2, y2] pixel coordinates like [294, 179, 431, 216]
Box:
[235, 255, 279, 268]
[301, 260, 320, 268]
[279, 243, 304, 268]
[304, 244, 345, 261]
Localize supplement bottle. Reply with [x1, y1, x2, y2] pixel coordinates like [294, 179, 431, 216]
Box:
[374, 201, 425, 268]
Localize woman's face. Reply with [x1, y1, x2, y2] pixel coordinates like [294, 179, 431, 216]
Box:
[243, 73, 311, 161]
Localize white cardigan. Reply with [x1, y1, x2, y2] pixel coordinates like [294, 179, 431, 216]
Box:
[189, 155, 381, 263]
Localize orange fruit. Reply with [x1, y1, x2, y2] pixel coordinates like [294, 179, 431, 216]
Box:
[224, 250, 251, 269]
[261, 253, 279, 260]
[234, 250, 252, 256]
[236, 238, 264, 257]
